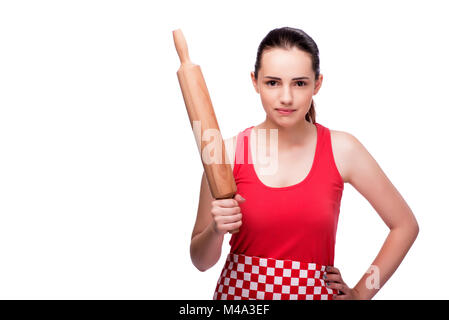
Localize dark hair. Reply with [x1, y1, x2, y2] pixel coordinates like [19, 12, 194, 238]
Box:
[254, 27, 320, 124]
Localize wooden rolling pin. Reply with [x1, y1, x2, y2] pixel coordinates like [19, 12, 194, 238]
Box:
[173, 29, 237, 201]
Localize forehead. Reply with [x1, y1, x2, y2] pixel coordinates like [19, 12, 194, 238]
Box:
[260, 47, 313, 76]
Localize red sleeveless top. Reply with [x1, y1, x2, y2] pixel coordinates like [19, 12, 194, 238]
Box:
[229, 122, 344, 266]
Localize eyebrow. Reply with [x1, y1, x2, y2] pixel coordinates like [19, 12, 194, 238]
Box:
[264, 76, 310, 80]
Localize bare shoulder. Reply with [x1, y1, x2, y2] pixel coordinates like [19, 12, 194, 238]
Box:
[329, 129, 366, 183]
[329, 129, 418, 234]
[223, 134, 238, 171]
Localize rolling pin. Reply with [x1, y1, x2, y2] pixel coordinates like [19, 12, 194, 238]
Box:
[173, 29, 237, 203]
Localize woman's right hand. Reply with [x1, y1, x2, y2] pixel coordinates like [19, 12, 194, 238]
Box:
[210, 194, 246, 235]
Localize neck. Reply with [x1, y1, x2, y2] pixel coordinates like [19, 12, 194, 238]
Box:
[254, 118, 314, 151]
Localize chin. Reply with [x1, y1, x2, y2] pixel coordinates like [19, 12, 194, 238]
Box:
[270, 115, 305, 127]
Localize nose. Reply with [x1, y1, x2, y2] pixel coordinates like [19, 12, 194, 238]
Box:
[279, 85, 293, 105]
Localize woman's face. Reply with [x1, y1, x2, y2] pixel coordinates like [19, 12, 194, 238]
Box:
[251, 47, 323, 127]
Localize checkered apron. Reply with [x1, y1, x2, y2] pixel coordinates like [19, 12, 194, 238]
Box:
[213, 253, 338, 300]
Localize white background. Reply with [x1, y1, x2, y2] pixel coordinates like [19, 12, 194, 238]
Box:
[0, 0, 447, 299]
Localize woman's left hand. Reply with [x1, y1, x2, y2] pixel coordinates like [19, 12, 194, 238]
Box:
[324, 266, 361, 300]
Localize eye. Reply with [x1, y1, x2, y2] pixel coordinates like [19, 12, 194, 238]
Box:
[266, 80, 277, 86]
[295, 81, 306, 86]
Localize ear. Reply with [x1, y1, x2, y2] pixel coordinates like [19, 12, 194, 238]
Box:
[250, 71, 260, 94]
[313, 74, 323, 95]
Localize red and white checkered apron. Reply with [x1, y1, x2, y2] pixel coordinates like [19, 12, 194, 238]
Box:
[213, 253, 338, 300]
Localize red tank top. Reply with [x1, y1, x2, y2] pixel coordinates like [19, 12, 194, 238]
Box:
[229, 122, 344, 266]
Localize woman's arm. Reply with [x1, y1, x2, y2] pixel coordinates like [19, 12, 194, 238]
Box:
[190, 171, 225, 272]
[190, 135, 238, 272]
[336, 132, 419, 300]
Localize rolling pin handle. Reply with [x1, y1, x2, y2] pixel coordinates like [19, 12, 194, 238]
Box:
[228, 193, 240, 234]
[172, 29, 191, 65]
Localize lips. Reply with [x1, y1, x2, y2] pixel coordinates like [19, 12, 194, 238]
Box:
[276, 108, 296, 112]
[275, 108, 296, 115]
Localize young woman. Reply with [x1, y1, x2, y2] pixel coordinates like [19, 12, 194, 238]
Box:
[189, 27, 419, 300]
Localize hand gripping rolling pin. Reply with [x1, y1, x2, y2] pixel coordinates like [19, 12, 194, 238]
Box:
[173, 29, 239, 230]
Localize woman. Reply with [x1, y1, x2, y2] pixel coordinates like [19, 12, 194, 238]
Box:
[189, 27, 419, 300]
